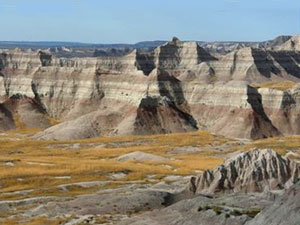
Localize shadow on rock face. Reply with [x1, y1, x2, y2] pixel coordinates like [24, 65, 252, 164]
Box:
[157, 71, 186, 105]
[134, 96, 198, 135]
[136, 52, 156, 76]
[247, 85, 281, 139]
[0, 103, 15, 130]
[252, 48, 280, 78]
[269, 51, 300, 79]
[133, 69, 198, 134]
[38, 51, 52, 67]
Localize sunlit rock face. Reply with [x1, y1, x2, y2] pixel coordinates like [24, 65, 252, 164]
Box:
[275, 35, 300, 51]
[2, 37, 300, 140]
[189, 149, 300, 194]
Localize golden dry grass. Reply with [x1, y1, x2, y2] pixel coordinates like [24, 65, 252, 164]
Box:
[210, 74, 218, 84]
[0, 131, 227, 198]
[46, 116, 61, 126]
[244, 135, 300, 155]
[168, 156, 224, 174]
[10, 114, 42, 135]
[13, 113, 26, 130]
[2, 129, 297, 200]
[252, 81, 296, 91]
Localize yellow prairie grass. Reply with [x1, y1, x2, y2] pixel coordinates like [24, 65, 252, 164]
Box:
[252, 81, 296, 91]
[0, 130, 229, 196]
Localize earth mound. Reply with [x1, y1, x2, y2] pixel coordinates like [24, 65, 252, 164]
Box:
[116, 151, 168, 162]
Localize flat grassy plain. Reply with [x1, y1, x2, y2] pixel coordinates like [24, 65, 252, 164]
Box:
[0, 130, 229, 199]
[1, 130, 298, 197]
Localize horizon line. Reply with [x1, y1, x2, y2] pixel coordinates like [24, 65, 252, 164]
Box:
[0, 34, 296, 46]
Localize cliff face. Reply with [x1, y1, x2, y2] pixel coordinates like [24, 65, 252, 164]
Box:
[2, 38, 300, 140]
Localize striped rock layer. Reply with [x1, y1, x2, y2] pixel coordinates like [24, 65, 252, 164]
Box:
[1, 37, 300, 140]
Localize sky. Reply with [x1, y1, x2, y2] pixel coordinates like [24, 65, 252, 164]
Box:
[0, 0, 299, 43]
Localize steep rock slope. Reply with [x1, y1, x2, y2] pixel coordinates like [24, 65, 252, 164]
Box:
[34, 69, 198, 140]
[210, 47, 300, 83]
[2, 37, 300, 139]
[0, 95, 51, 130]
[153, 37, 217, 73]
[182, 81, 280, 139]
[189, 149, 300, 194]
[0, 102, 15, 130]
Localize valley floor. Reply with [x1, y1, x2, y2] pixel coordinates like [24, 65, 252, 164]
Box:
[0, 130, 299, 224]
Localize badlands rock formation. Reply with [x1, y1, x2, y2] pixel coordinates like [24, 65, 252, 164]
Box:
[246, 181, 300, 225]
[275, 35, 300, 51]
[2, 37, 300, 139]
[0, 95, 51, 130]
[189, 149, 300, 194]
[119, 181, 300, 225]
[118, 148, 300, 225]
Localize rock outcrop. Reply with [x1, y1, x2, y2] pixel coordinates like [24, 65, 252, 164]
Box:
[246, 181, 300, 225]
[275, 35, 300, 51]
[118, 190, 273, 225]
[210, 47, 300, 83]
[0, 95, 51, 130]
[2, 37, 300, 140]
[189, 149, 300, 194]
[153, 37, 217, 73]
[116, 151, 168, 162]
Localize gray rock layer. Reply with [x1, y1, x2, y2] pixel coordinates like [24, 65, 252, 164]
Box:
[189, 149, 300, 194]
[246, 181, 300, 225]
[118, 193, 273, 225]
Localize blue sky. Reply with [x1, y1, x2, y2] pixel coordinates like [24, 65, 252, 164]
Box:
[0, 0, 299, 43]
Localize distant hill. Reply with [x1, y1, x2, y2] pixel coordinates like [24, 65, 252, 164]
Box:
[134, 41, 167, 48]
[0, 41, 167, 49]
[0, 35, 292, 57]
[0, 41, 92, 48]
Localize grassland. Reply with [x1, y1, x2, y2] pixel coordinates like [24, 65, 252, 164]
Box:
[1, 129, 299, 224]
[1, 130, 297, 198]
[244, 135, 300, 155]
[0, 131, 231, 199]
[252, 81, 296, 91]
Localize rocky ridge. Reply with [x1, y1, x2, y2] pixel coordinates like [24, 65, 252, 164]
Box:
[1, 37, 300, 139]
[189, 149, 300, 194]
[275, 35, 300, 51]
